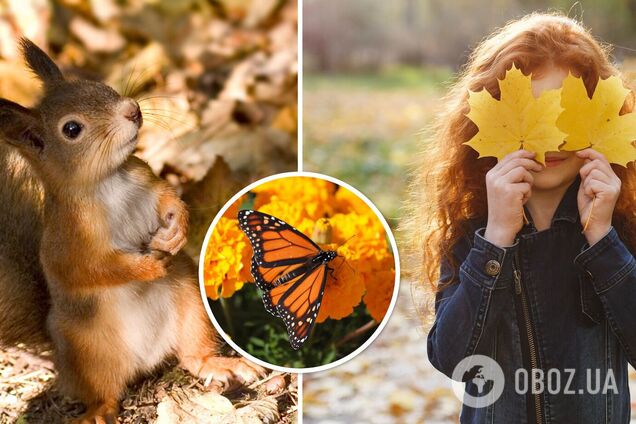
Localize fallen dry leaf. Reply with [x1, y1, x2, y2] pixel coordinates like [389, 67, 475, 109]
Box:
[236, 397, 280, 424]
[156, 393, 235, 424]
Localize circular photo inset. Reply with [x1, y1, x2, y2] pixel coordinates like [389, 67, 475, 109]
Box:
[199, 172, 399, 372]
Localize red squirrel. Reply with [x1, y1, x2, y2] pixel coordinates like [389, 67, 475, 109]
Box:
[0, 38, 264, 423]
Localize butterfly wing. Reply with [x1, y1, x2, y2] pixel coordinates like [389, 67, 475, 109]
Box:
[266, 261, 329, 350]
[238, 209, 322, 316]
[247, 261, 300, 316]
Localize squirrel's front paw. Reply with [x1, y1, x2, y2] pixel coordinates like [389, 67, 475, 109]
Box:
[138, 251, 170, 281]
[150, 204, 188, 255]
[196, 356, 267, 392]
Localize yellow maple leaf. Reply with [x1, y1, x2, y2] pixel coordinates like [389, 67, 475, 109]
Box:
[557, 73, 636, 167]
[464, 65, 566, 165]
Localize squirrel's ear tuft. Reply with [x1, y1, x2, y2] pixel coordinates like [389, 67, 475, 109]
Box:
[19, 38, 63, 86]
[0, 99, 44, 154]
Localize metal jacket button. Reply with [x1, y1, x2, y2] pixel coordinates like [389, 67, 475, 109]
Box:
[485, 259, 501, 276]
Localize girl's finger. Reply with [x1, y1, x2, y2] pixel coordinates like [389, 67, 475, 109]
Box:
[508, 148, 536, 160]
[582, 172, 614, 194]
[516, 181, 532, 197]
[498, 157, 543, 176]
[503, 166, 534, 185]
[584, 168, 612, 185]
[583, 178, 612, 199]
[495, 149, 536, 171]
[580, 157, 614, 181]
[576, 148, 611, 167]
[522, 191, 531, 203]
[579, 159, 600, 179]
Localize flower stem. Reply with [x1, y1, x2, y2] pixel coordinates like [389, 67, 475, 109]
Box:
[219, 297, 235, 339]
[335, 320, 377, 347]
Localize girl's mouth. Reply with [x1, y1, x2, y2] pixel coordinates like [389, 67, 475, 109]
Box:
[545, 156, 566, 167]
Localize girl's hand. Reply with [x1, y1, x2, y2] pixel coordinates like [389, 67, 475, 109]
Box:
[484, 149, 543, 247]
[576, 148, 621, 246]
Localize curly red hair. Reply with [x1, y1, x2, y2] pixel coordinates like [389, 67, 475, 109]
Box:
[403, 13, 636, 297]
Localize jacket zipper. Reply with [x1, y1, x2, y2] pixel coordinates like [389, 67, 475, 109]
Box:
[512, 246, 543, 424]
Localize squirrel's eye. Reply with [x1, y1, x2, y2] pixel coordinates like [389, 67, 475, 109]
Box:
[62, 121, 83, 139]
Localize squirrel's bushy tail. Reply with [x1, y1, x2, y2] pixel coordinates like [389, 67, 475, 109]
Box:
[0, 145, 50, 348]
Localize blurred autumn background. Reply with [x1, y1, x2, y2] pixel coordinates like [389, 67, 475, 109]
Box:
[0, 0, 297, 423]
[303, 0, 636, 422]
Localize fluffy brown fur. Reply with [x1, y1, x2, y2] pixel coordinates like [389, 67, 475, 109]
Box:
[0, 145, 50, 347]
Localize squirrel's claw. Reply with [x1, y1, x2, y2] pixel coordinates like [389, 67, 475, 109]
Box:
[196, 357, 267, 393]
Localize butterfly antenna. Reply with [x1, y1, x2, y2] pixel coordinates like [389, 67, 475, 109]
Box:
[330, 255, 356, 281]
[331, 232, 360, 275]
[343, 257, 356, 275]
[340, 233, 359, 247]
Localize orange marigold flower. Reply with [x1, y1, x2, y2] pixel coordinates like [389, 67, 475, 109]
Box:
[258, 201, 316, 236]
[362, 263, 395, 322]
[312, 211, 395, 322]
[252, 177, 337, 219]
[203, 216, 252, 300]
[334, 186, 372, 215]
[326, 212, 395, 321]
[316, 246, 365, 323]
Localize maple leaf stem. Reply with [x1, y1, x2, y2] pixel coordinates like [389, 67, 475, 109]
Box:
[522, 208, 529, 225]
[582, 196, 596, 233]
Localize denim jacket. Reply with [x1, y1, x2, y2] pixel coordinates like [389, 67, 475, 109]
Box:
[427, 175, 636, 423]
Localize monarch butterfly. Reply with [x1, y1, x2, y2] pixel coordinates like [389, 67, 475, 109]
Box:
[238, 209, 337, 350]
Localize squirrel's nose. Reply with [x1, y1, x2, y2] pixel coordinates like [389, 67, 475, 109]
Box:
[122, 99, 143, 128]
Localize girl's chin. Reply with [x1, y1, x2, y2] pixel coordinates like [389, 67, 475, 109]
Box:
[532, 170, 579, 190]
[531, 155, 583, 188]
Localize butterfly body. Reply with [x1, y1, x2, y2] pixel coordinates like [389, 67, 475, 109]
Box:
[275, 250, 336, 284]
[238, 209, 337, 350]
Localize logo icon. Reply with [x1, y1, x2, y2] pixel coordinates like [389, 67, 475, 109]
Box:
[451, 355, 504, 408]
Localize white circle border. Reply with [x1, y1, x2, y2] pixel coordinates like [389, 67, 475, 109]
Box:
[198, 171, 401, 374]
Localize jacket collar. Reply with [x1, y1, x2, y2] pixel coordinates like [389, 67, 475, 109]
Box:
[522, 174, 581, 229]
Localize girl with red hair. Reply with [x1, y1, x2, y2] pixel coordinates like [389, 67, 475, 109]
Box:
[406, 13, 636, 423]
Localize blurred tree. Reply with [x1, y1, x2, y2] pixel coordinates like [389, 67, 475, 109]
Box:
[304, 0, 636, 72]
